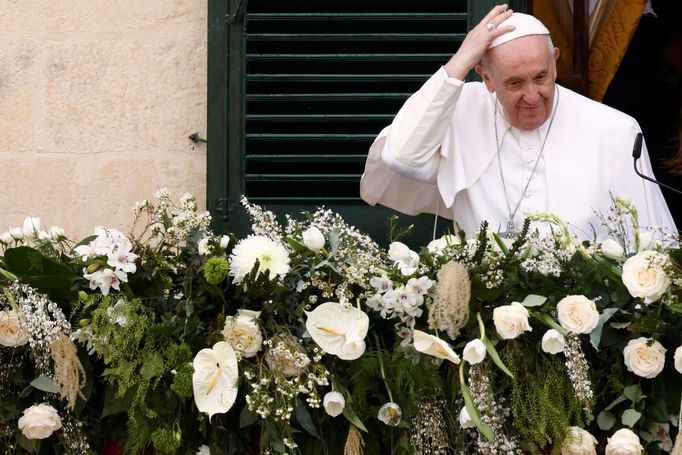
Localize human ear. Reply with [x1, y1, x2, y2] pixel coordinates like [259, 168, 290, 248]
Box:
[475, 64, 495, 93]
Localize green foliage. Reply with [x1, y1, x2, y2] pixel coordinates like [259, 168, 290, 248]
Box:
[504, 342, 587, 454]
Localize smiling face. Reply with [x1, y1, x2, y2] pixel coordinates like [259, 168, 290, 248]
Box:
[476, 35, 560, 131]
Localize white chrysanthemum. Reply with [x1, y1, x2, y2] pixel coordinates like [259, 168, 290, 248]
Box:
[229, 235, 290, 284]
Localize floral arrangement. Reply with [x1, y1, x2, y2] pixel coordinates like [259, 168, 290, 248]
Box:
[0, 191, 681, 455]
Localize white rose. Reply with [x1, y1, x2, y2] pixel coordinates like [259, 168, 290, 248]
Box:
[601, 239, 624, 259]
[0, 310, 29, 347]
[622, 251, 670, 303]
[198, 238, 211, 256]
[557, 295, 600, 335]
[605, 428, 643, 455]
[623, 337, 666, 379]
[220, 235, 230, 249]
[17, 403, 62, 440]
[21, 216, 41, 238]
[561, 426, 597, 455]
[463, 339, 487, 364]
[0, 231, 13, 244]
[322, 391, 345, 417]
[542, 329, 566, 354]
[10, 227, 24, 240]
[377, 402, 402, 426]
[302, 226, 325, 252]
[638, 230, 653, 251]
[561, 427, 597, 455]
[493, 302, 532, 340]
[674, 346, 682, 374]
[222, 309, 263, 358]
[459, 406, 475, 429]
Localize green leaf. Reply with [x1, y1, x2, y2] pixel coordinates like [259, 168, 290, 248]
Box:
[3, 246, 79, 301]
[343, 407, 368, 433]
[590, 307, 619, 351]
[294, 398, 320, 439]
[239, 406, 258, 428]
[531, 312, 566, 335]
[621, 408, 642, 427]
[604, 393, 628, 411]
[460, 365, 494, 442]
[623, 384, 644, 403]
[521, 294, 547, 308]
[481, 336, 513, 379]
[101, 386, 134, 418]
[597, 410, 617, 430]
[30, 375, 60, 393]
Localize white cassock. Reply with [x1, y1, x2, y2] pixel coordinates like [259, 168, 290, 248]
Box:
[360, 67, 677, 240]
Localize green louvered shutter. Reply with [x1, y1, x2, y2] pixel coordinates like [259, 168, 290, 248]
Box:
[208, 0, 518, 242]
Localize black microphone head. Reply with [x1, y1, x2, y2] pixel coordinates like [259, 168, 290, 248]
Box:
[632, 132, 643, 159]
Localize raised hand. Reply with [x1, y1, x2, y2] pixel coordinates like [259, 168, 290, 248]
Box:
[444, 4, 515, 79]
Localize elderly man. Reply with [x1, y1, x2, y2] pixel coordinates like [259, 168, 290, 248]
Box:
[360, 5, 676, 240]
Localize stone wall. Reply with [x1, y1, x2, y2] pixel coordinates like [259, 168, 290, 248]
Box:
[0, 0, 207, 238]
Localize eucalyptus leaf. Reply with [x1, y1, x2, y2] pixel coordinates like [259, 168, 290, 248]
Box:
[623, 384, 644, 403]
[621, 408, 642, 427]
[30, 375, 60, 394]
[597, 410, 616, 430]
[590, 307, 619, 350]
[604, 393, 627, 411]
[521, 294, 547, 308]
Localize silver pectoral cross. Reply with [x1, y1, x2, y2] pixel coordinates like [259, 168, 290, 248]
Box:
[498, 220, 517, 239]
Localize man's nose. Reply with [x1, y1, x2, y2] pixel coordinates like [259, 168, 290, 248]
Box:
[522, 85, 541, 104]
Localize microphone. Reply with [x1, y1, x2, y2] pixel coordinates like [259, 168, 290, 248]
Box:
[632, 132, 682, 196]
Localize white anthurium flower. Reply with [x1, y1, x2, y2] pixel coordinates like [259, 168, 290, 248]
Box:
[462, 339, 486, 364]
[323, 391, 345, 417]
[21, 217, 41, 238]
[305, 302, 369, 360]
[459, 406, 475, 429]
[601, 239, 625, 260]
[412, 330, 461, 364]
[302, 226, 325, 252]
[192, 341, 239, 419]
[541, 329, 566, 354]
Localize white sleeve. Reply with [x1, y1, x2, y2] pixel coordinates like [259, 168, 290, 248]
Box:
[381, 67, 464, 174]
